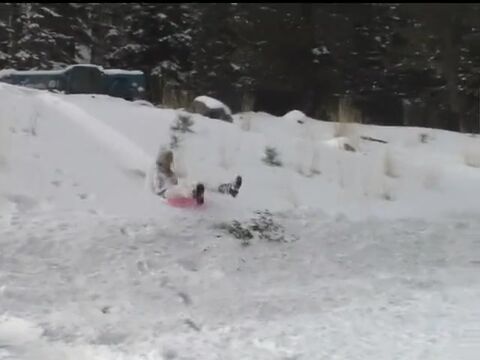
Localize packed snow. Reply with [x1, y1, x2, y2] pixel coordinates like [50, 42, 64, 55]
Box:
[0, 83, 479, 359]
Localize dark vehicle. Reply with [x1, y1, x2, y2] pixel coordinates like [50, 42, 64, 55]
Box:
[0, 64, 146, 101]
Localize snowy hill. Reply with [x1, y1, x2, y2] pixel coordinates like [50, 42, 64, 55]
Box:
[2, 83, 480, 219]
[1, 84, 480, 359]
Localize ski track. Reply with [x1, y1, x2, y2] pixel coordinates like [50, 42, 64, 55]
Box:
[0, 211, 479, 359]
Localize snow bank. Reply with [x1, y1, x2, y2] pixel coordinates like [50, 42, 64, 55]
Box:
[103, 69, 144, 75]
[283, 109, 307, 124]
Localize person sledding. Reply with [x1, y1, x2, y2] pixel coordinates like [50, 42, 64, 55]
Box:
[147, 147, 242, 206]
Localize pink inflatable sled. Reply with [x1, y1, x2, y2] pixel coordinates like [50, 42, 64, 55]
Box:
[167, 197, 203, 208]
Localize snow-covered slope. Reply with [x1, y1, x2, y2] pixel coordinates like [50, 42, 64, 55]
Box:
[1, 84, 479, 359]
[4, 84, 480, 220]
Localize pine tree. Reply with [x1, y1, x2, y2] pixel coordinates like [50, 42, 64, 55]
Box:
[51, 3, 93, 63]
[0, 3, 16, 67]
[12, 3, 76, 69]
[190, 4, 240, 95]
[110, 3, 195, 78]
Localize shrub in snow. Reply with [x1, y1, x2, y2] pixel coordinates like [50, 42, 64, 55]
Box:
[292, 138, 320, 177]
[464, 141, 480, 168]
[383, 148, 400, 178]
[250, 210, 288, 242]
[191, 95, 233, 122]
[218, 141, 234, 170]
[169, 111, 194, 150]
[183, 318, 201, 332]
[169, 133, 180, 150]
[216, 210, 296, 245]
[423, 165, 442, 190]
[218, 220, 253, 247]
[360, 151, 395, 200]
[382, 189, 394, 201]
[309, 146, 322, 176]
[27, 107, 39, 137]
[238, 114, 252, 131]
[0, 115, 11, 170]
[419, 133, 429, 144]
[171, 148, 188, 178]
[285, 181, 300, 207]
[337, 96, 362, 123]
[170, 111, 194, 134]
[379, 177, 395, 201]
[334, 122, 358, 146]
[334, 96, 361, 148]
[263, 146, 282, 167]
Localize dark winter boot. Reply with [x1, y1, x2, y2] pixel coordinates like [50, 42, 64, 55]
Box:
[192, 183, 205, 205]
[218, 175, 242, 198]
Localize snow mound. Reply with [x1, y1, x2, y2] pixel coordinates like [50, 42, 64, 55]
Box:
[283, 109, 307, 124]
[193, 95, 232, 114]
